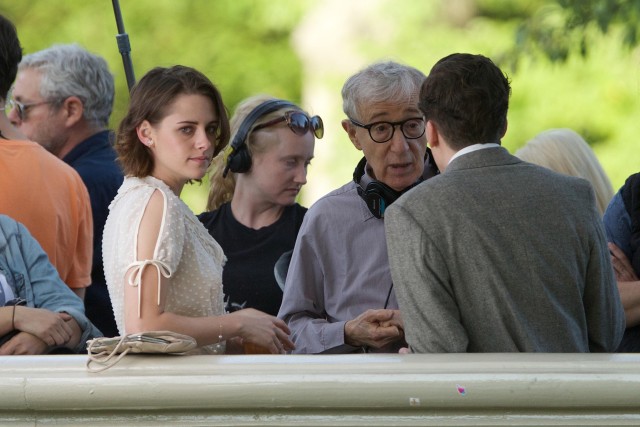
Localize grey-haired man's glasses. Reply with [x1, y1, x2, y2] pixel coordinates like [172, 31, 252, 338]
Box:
[6, 98, 54, 121]
[349, 117, 425, 143]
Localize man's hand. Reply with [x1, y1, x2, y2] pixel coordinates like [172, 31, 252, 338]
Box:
[379, 310, 404, 330]
[344, 309, 404, 349]
[0, 332, 48, 355]
[13, 307, 73, 347]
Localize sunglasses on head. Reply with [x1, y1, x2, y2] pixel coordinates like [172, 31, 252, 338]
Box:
[253, 110, 324, 139]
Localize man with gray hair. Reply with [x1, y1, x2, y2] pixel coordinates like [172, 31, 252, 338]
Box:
[1, 16, 93, 310]
[9, 44, 123, 337]
[278, 61, 438, 353]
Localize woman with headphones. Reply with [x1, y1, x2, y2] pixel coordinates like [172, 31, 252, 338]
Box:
[200, 95, 322, 318]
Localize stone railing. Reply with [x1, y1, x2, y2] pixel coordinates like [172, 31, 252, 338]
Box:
[2, 353, 640, 425]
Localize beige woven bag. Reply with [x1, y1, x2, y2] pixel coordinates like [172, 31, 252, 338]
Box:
[86, 331, 197, 372]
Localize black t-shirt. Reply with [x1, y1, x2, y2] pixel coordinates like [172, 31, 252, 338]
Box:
[198, 203, 307, 315]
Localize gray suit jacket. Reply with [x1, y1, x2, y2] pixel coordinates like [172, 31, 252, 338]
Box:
[385, 146, 624, 352]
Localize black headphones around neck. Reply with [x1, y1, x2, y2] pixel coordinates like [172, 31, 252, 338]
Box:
[353, 148, 439, 219]
[222, 99, 296, 178]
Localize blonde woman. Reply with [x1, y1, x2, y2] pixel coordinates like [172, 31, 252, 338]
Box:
[515, 128, 614, 215]
[200, 95, 321, 316]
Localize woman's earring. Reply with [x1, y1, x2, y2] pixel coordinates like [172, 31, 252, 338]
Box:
[147, 139, 154, 147]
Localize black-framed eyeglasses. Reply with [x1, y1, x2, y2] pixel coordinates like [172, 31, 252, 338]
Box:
[6, 98, 54, 121]
[253, 110, 324, 139]
[349, 117, 425, 143]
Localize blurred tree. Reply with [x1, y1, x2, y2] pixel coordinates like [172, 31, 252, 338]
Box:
[1, 0, 310, 212]
[1, 0, 637, 208]
[354, 0, 639, 191]
[1, 0, 309, 131]
[507, 0, 640, 67]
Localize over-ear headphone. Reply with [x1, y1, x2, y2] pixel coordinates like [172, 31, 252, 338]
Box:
[353, 147, 439, 219]
[222, 99, 296, 177]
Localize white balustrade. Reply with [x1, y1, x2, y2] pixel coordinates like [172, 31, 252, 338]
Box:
[1, 353, 639, 425]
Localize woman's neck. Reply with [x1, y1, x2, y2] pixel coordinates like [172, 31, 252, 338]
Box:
[229, 192, 285, 230]
[148, 175, 184, 197]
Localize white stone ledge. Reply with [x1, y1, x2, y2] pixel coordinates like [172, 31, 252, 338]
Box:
[1, 353, 640, 425]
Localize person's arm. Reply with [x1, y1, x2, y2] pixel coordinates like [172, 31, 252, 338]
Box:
[0, 306, 15, 337]
[609, 242, 639, 282]
[344, 309, 404, 349]
[0, 311, 79, 355]
[607, 242, 640, 326]
[124, 190, 293, 353]
[279, 205, 406, 354]
[16, 221, 100, 352]
[603, 191, 640, 329]
[617, 281, 640, 327]
[603, 191, 632, 260]
[583, 196, 626, 352]
[277, 215, 357, 354]
[0, 332, 48, 355]
[385, 204, 468, 353]
[12, 306, 73, 345]
[66, 172, 94, 299]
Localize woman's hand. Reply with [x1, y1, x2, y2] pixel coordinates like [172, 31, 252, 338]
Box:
[227, 308, 295, 354]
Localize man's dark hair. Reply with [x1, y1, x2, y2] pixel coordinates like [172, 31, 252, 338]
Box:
[419, 53, 511, 150]
[0, 14, 22, 100]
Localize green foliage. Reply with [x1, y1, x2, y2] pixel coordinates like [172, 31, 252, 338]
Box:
[1, 0, 308, 213]
[2, 0, 308, 130]
[354, 0, 639, 192]
[2, 0, 638, 210]
[510, 0, 640, 66]
[476, 0, 539, 20]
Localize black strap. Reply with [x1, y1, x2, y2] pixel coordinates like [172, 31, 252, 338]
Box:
[383, 283, 394, 309]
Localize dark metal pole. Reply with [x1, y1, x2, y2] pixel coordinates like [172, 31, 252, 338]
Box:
[112, 0, 136, 91]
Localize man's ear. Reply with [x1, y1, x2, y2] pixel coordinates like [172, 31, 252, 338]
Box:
[62, 96, 84, 128]
[426, 120, 439, 149]
[500, 118, 508, 139]
[341, 119, 362, 151]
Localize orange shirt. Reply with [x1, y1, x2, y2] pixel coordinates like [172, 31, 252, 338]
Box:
[0, 139, 93, 289]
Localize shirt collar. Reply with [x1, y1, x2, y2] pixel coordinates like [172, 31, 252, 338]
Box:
[448, 143, 501, 166]
[62, 130, 112, 164]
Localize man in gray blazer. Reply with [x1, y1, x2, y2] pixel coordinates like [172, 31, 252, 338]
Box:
[385, 53, 624, 353]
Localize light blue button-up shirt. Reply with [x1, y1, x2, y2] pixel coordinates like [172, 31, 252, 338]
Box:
[0, 215, 101, 352]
